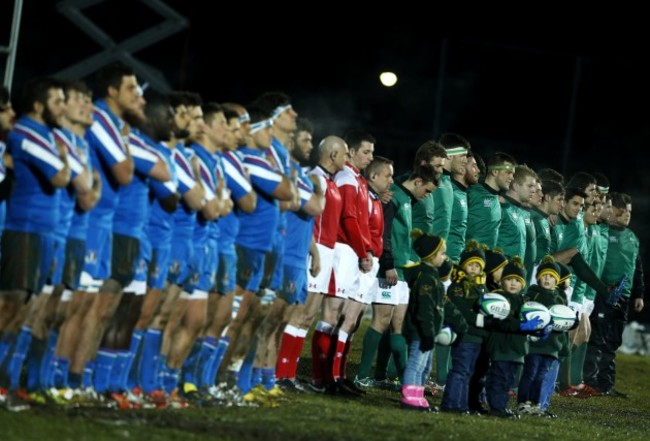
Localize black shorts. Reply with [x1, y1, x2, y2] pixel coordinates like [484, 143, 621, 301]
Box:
[0, 230, 43, 294]
[110, 234, 140, 288]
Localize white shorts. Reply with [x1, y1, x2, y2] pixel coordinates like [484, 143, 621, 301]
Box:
[373, 279, 409, 305]
[124, 279, 147, 296]
[307, 243, 335, 294]
[349, 257, 379, 304]
[331, 242, 361, 299]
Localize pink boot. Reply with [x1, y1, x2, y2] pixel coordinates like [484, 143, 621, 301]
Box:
[401, 385, 422, 410]
[415, 386, 432, 410]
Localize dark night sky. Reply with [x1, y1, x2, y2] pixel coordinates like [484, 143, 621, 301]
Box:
[3, 1, 650, 320]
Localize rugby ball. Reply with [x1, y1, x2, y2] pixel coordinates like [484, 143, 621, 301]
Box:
[520, 301, 551, 330]
[435, 325, 457, 346]
[548, 304, 577, 332]
[478, 293, 511, 320]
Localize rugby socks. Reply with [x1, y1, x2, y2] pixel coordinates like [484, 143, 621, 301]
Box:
[139, 328, 162, 393]
[311, 321, 334, 384]
[287, 328, 308, 380]
[197, 336, 219, 389]
[331, 330, 348, 381]
[5, 326, 32, 390]
[276, 325, 299, 379]
[357, 327, 382, 379]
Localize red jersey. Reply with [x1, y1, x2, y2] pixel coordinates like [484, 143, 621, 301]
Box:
[335, 163, 371, 259]
[310, 166, 343, 248]
[368, 189, 384, 257]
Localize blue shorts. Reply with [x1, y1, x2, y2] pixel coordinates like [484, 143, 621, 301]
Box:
[235, 245, 265, 293]
[278, 264, 308, 305]
[83, 227, 112, 280]
[148, 245, 171, 290]
[269, 233, 285, 291]
[133, 246, 149, 283]
[62, 238, 86, 290]
[216, 252, 236, 295]
[190, 242, 213, 293]
[167, 236, 195, 287]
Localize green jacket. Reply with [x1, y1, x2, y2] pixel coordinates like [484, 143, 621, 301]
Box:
[485, 290, 530, 364]
[432, 171, 453, 239]
[525, 285, 569, 360]
[402, 171, 434, 261]
[496, 194, 527, 259]
[466, 182, 501, 248]
[602, 226, 639, 299]
[447, 267, 488, 344]
[402, 263, 467, 342]
[447, 179, 469, 262]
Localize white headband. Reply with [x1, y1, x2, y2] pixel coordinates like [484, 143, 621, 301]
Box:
[271, 104, 292, 119]
[250, 118, 273, 134]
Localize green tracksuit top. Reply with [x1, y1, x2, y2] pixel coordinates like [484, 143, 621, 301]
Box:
[496, 195, 527, 259]
[602, 226, 639, 299]
[432, 171, 453, 239]
[447, 179, 469, 262]
[466, 182, 501, 249]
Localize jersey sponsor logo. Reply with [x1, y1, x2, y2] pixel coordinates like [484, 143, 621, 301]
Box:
[483, 198, 492, 208]
[460, 199, 466, 207]
[381, 290, 392, 299]
[610, 236, 619, 243]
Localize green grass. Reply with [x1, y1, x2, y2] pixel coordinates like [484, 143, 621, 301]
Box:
[3, 320, 650, 441]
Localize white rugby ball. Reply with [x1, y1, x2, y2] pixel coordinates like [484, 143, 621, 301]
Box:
[520, 301, 551, 330]
[478, 292, 511, 320]
[549, 304, 576, 332]
[435, 325, 457, 346]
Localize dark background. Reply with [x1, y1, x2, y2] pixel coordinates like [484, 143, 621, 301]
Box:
[2, 0, 649, 321]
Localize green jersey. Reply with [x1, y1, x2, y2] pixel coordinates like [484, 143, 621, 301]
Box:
[384, 183, 415, 279]
[432, 171, 453, 239]
[583, 223, 609, 301]
[530, 207, 552, 260]
[496, 195, 527, 259]
[466, 182, 501, 249]
[523, 208, 537, 280]
[447, 179, 469, 262]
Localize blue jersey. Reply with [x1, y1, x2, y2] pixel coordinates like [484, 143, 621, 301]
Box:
[284, 161, 315, 269]
[172, 144, 198, 239]
[218, 150, 252, 255]
[53, 128, 85, 241]
[269, 138, 290, 234]
[236, 147, 282, 252]
[189, 142, 219, 245]
[86, 100, 129, 229]
[0, 140, 6, 183]
[0, 141, 5, 231]
[67, 133, 92, 241]
[5, 116, 65, 234]
[113, 129, 158, 239]
[146, 141, 178, 246]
